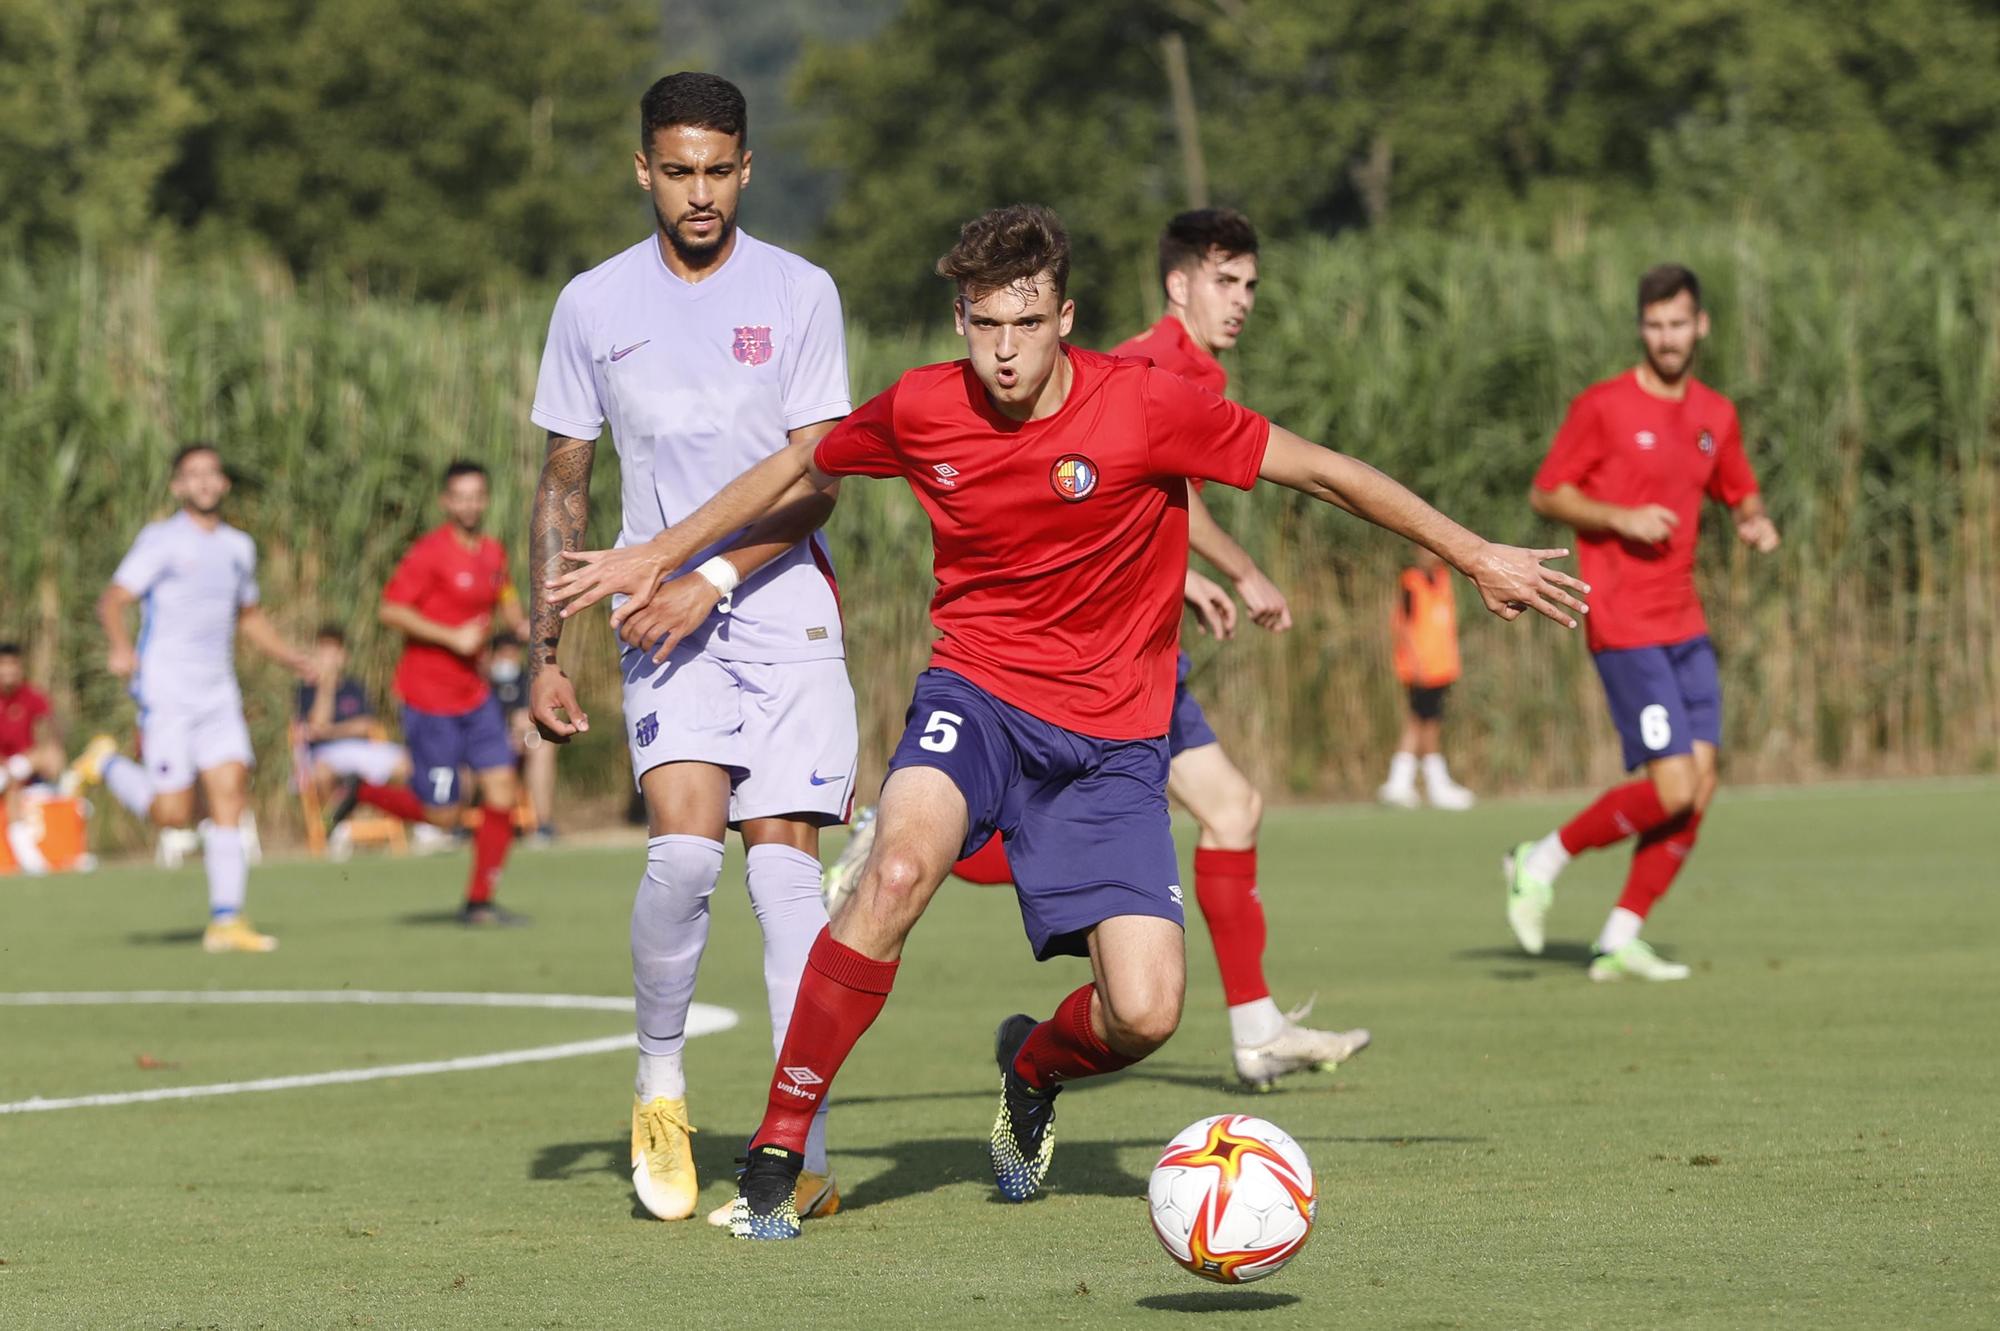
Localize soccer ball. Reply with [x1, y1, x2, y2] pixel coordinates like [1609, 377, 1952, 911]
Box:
[1147, 1114, 1316, 1283]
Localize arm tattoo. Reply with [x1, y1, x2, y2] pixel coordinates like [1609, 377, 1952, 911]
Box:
[529, 434, 596, 673]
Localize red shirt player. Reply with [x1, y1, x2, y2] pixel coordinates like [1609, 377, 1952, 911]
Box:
[367, 460, 532, 925]
[950, 208, 1366, 1092]
[547, 204, 1585, 1238]
[0, 642, 61, 796]
[1505, 264, 1780, 982]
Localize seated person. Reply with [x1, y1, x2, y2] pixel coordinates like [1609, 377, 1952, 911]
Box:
[0, 641, 65, 798]
[488, 633, 556, 842]
[297, 626, 443, 854]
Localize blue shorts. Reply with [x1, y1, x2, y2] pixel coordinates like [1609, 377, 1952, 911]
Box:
[890, 669, 1184, 960]
[1167, 651, 1218, 758]
[401, 696, 515, 807]
[1592, 636, 1722, 772]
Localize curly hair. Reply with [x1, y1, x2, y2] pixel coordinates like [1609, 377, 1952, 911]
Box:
[935, 204, 1071, 304]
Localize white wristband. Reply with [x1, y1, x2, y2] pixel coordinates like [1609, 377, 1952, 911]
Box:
[695, 556, 742, 596]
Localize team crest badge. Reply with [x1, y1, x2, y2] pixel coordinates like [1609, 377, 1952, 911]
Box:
[1698, 429, 1715, 455]
[731, 326, 774, 366]
[1050, 454, 1099, 501]
[635, 711, 659, 747]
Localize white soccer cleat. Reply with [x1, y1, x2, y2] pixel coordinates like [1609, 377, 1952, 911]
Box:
[1424, 777, 1476, 811]
[821, 805, 876, 916]
[1233, 1000, 1372, 1092]
[326, 821, 355, 862]
[1376, 781, 1421, 810]
[156, 826, 201, 869]
[1589, 939, 1691, 982]
[409, 822, 453, 855]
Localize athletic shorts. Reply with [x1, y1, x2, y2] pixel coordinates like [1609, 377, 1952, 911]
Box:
[1167, 650, 1219, 758]
[402, 696, 514, 807]
[622, 644, 858, 827]
[139, 694, 253, 794]
[1407, 684, 1450, 721]
[311, 738, 408, 786]
[890, 668, 1183, 961]
[1592, 635, 1722, 772]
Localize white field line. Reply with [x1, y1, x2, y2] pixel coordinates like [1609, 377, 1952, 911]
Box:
[0, 990, 737, 1115]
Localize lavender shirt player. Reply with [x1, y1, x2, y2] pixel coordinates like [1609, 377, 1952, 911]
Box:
[112, 511, 260, 790]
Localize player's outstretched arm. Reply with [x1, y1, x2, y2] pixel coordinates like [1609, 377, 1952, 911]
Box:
[527, 433, 597, 741]
[1259, 427, 1589, 628]
[547, 434, 834, 622]
[1188, 487, 1290, 632]
[238, 606, 311, 677]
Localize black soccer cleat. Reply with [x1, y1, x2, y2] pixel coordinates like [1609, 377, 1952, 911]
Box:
[458, 901, 531, 928]
[990, 1013, 1060, 1202]
[729, 1143, 805, 1240]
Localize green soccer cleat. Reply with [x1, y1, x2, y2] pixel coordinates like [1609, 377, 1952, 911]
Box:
[1503, 841, 1554, 956]
[1589, 939, 1691, 983]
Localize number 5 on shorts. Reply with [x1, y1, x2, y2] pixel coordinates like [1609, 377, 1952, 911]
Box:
[919, 710, 963, 753]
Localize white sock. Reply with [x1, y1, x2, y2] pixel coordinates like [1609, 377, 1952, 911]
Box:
[746, 843, 834, 1174]
[1384, 751, 1417, 789]
[1523, 830, 1571, 883]
[1421, 753, 1456, 788]
[102, 754, 156, 818]
[636, 1050, 685, 1102]
[1228, 996, 1285, 1047]
[631, 834, 723, 1089]
[200, 820, 247, 917]
[1595, 907, 1644, 954]
[8, 821, 49, 873]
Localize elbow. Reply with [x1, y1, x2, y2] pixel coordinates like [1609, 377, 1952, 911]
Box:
[1527, 486, 1553, 519]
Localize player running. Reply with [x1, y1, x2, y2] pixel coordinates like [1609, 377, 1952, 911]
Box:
[548, 204, 1587, 1239]
[1504, 264, 1779, 981]
[525, 72, 858, 1227]
[834, 209, 1370, 1091]
[332, 460, 534, 925]
[76, 443, 310, 952]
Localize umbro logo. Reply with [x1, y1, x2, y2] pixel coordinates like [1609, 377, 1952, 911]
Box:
[1635, 430, 1658, 450]
[1168, 883, 1185, 906]
[932, 463, 961, 488]
[775, 1065, 823, 1101]
[610, 340, 650, 362]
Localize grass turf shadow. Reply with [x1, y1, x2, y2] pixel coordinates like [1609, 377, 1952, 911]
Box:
[123, 928, 208, 945]
[1135, 1290, 1302, 1313]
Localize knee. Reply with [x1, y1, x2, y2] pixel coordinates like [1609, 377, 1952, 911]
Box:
[1650, 764, 1698, 817]
[1204, 782, 1263, 849]
[1100, 988, 1184, 1057]
[1693, 773, 1720, 815]
[861, 851, 930, 913]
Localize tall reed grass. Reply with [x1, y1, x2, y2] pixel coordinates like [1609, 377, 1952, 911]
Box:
[1, 221, 1992, 845]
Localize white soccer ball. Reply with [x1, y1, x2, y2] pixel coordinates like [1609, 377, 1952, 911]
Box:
[1147, 1113, 1316, 1284]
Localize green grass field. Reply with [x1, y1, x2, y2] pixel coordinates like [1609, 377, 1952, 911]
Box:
[3, 782, 1997, 1329]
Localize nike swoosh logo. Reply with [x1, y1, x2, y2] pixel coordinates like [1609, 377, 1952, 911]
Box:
[808, 771, 847, 787]
[610, 340, 650, 362]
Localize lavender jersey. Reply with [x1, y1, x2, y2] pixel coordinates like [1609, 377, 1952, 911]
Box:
[111, 511, 260, 709]
[531, 231, 852, 663]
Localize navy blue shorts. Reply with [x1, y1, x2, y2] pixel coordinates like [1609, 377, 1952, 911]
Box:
[1167, 650, 1218, 758]
[890, 669, 1184, 961]
[1592, 635, 1722, 772]
[402, 696, 515, 807]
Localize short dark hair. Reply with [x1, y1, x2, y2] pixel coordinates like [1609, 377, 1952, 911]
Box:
[172, 441, 220, 474]
[1638, 264, 1702, 316]
[641, 72, 747, 150]
[1158, 208, 1259, 287]
[936, 204, 1071, 305]
[0, 642, 21, 659]
[314, 623, 346, 645]
[489, 631, 523, 652]
[442, 459, 487, 487]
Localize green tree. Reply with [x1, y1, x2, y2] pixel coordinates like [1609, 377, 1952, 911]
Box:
[0, 0, 199, 250]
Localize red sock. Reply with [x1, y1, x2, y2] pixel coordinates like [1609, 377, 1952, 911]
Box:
[1559, 779, 1673, 854]
[1011, 983, 1139, 1089]
[1193, 846, 1269, 1006]
[952, 834, 1014, 885]
[1617, 810, 1703, 918]
[754, 928, 898, 1153]
[465, 806, 513, 905]
[356, 781, 427, 823]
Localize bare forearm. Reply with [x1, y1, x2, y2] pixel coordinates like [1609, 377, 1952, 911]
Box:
[646, 440, 826, 573]
[1263, 428, 1484, 571]
[718, 490, 838, 582]
[1186, 488, 1257, 581]
[378, 602, 461, 650]
[1530, 483, 1624, 536]
[1733, 492, 1768, 522]
[238, 608, 296, 665]
[530, 435, 596, 671]
[97, 588, 134, 655]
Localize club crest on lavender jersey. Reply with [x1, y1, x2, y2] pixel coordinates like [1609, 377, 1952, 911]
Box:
[732, 326, 774, 367]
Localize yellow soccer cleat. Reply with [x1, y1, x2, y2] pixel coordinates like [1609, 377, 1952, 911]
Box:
[632, 1095, 699, 1220]
[705, 1167, 841, 1227]
[201, 915, 278, 953]
[67, 735, 121, 789]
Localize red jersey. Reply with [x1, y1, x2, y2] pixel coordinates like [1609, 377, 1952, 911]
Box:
[814, 347, 1270, 740]
[383, 526, 511, 714]
[1111, 316, 1227, 394]
[0, 682, 51, 758]
[1534, 371, 1758, 652]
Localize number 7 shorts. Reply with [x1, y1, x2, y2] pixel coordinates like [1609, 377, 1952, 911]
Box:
[1591, 634, 1722, 772]
[622, 643, 859, 827]
[886, 667, 1184, 961]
